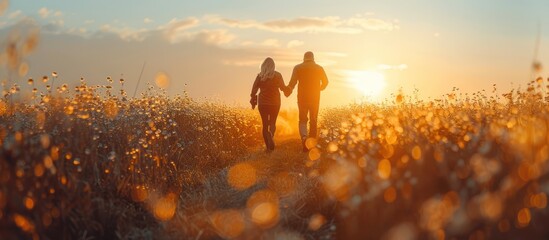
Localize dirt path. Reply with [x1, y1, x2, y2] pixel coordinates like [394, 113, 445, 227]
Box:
[233, 137, 335, 239]
[174, 137, 336, 239]
[244, 137, 308, 178]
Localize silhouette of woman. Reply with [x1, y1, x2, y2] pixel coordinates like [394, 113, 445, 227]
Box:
[250, 57, 289, 152]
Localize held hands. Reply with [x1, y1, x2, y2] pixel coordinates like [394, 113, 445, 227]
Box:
[250, 95, 257, 109]
[283, 88, 292, 97]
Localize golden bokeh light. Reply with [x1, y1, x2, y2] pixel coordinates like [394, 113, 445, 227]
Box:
[34, 164, 45, 177]
[13, 214, 35, 233]
[153, 193, 177, 221]
[43, 155, 53, 169]
[24, 197, 34, 210]
[308, 147, 321, 161]
[247, 189, 277, 207]
[251, 202, 279, 228]
[327, 142, 338, 153]
[308, 213, 326, 231]
[64, 105, 74, 115]
[305, 138, 318, 150]
[60, 176, 67, 185]
[322, 161, 360, 201]
[155, 72, 170, 89]
[247, 189, 280, 228]
[516, 208, 531, 227]
[378, 159, 391, 179]
[531, 193, 547, 209]
[411, 145, 422, 160]
[479, 193, 503, 220]
[419, 196, 458, 235]
[227, 162, 257, 190]
[210, 209, 245, 239]
[131, 185, 149, 202]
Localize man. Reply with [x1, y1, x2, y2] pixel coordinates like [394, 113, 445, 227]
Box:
[286, 51, 328, 152]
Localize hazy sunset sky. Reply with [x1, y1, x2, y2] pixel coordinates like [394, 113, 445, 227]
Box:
[1, 0, 549, 107]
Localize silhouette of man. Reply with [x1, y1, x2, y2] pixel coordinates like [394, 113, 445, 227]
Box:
[286, 51, 328, 151]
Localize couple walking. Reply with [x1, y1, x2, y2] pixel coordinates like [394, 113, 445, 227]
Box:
[250, 51, 328, 153]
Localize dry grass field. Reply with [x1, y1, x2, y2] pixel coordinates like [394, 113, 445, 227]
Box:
[0, 76, 548, 240]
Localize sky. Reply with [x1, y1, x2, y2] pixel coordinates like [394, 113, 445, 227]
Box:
[1, 0, 549, 107]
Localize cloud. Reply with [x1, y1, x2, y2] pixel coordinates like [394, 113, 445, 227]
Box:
[236, 39, 300, 49]
[50, 19, 64, 27]
[38, 7, 50, 19]
[19, 12, 395, 50]
[347, 17, 399, 31]
[37, 8, 65, 31]
[206, 14, 398, 34]
[8, 10, 21, 19]
[20, 12, 397, 49]
[162, 17, 199, 42]
[177, 29, 236, 45]
[240, 38, 281, 48]
[262, 17, 357, 33]
[100, 24, 150, 41]
[37, 15, 67, 34]
[287, 40, 304, 48]
[38, 8, 62, 20]
[96, 18, 233, 46]
[94, 18, 199, 43]
[62, 27, 88, 35]
[208, 15, 356, 34]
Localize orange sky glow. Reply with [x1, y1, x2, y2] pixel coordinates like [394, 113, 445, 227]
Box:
[1, 0, 548, 108]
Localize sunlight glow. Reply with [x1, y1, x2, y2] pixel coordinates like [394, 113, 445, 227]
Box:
[347, 70, 386, 100]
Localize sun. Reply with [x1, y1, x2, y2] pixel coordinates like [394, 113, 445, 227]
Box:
[347, 70, 387, 100]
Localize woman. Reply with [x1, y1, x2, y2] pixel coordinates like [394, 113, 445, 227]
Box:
[250, 57, 289, 152]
